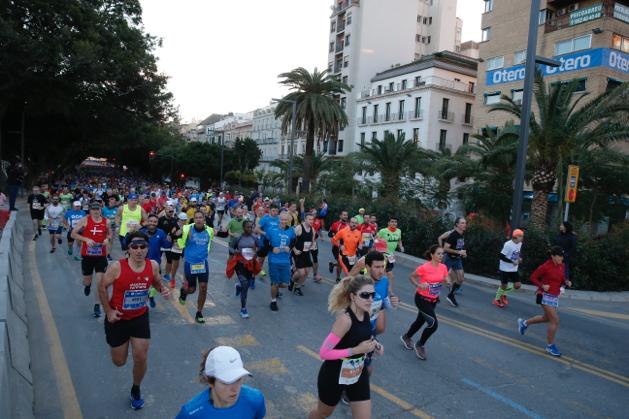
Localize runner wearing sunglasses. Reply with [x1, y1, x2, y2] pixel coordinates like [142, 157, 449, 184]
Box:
[98, 231, 170, 410]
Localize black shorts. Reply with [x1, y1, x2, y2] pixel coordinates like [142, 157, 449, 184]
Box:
[257, 241, 271, 258]
[31, 210, 44, 220]
[294, 252, 313, 269]
[317, 360, 370, 407]
[340, 255, 358, 272]
[332, 246, 340, 260]
[169, 251, 182, 261]
[104, 310, 150, 347]
[311, 248, 319, 264]
[536, 293, 543, 305]
[164, 250, 174, 264]
[386, 262, 395, 273]
[67, 230, 74, 243]
[217, 209, 225, 215]
[500, 271, 520, 285]
[184, 261, 209, 289]
[81, 256, 108, 276]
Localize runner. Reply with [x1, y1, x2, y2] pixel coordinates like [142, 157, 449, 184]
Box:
[64, 201, 87, 259]
[72, 201, 112, 318]
[98, 230, 169, 410]
[289, 212, 315, 296]
[59, 186, 74, 210]
[287, 201, 300, 227]
[28, 185, 47, 240]
[178, 211, 215, 324]
[101, 196, 119, 260]
[267, 212, 295, 311]
[328, 211, 349, 281]
[44, 195, 64, 253]
[254, 203, 280, 279]
[215, 192, 227, 226]
[358, 215, 377, 257]
[227, 220, 259, 319]
[332, 217, 363, 281]
[376, 218, 404, 290]
[134, 214, 172, 308]
[300, 199, 323, 283]
[318, 198, 329, 231]
[400, 245, 449, 360]
[354, 208, 366, 225]
[307, 275, 382, 419]
[493, 229, 524, 308]
[517, 246, 572, 357]
[175, 346, 266, 418]
[166, 213, 188, 289]
[115, 193, 148, 251]
[226, 206, 245, 264]
[442, 217, 467, 307]
[157, 205, 179, 283]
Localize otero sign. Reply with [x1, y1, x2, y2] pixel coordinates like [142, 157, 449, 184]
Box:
[486, 48, 629, 86]
[569, 3, 602, 26]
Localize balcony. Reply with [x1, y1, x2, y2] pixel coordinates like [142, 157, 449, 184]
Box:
[462, 114, 473, 126]
[331, 0, 359, 15]
[333, 62, 342, 73]
[409, 110, 424, 120]
[545, 1, 618, 33]
[438, 110, 455, 122]
[335, 41, 344, 52]
[337, 21, 346, 32]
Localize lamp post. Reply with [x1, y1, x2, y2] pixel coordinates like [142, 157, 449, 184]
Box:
[510, 0, 561, 229]
[272, 98, 297, 194]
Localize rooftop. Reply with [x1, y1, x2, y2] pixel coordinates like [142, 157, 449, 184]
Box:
[371, 51, 478, 83]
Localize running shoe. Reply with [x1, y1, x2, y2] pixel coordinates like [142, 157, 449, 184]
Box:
[288, 279, 294, 292]
[313, 275, 322, 283]
[33, 234, 38, 241]
[400, 334, 413, 350]
[328, 261, 334, 273]
[57, 238, 62, 245]
[492, 298, 505, 308]
[50, 248, 55, 254]
[293, 287, 304, 296]
[240, 308, 249, 319]
[501, 295, 509, 306]
[446, 294, 459, 307]
[169, 278, 175, 289]
[260, 270, 266, 277]
[235, 283, 241, 297]
[93, 304, 101, 318]
[414, 345, 427, 360]
[74, 256, 82, 261]
[336, 277, 341, 283]
[67, 248, 73, 255]
[545, 344, 561, 357]
[250, 279, 255, 290]
[163, 274, 171, 282]
[517, 318, 527, 336]
[179, 288, 187, 305]
[270, 301, 278, 311]
[195, 312, 205, 324]
[129, 393, 144, 410]
[83, 285, 91, 296]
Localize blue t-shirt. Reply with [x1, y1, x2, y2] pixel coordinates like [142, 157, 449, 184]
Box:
[258, 214, 279, 246]
[64, 210, 86, 229]
[266, 226, 295, 265]
[136, 227, 171, 262]
[101, 206, 117, 221]
[370, 276, 390, 333]
[185, 227, 211, 264]
[176, 385, 266, 419]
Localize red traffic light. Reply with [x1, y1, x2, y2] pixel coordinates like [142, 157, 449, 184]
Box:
[148, 151, 156, 158]
[179, 173, 186, 179]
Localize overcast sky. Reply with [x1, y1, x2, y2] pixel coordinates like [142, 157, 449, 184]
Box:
[140, 0, 485, 123]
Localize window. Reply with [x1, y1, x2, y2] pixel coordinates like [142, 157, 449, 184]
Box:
[384, 130, 390, 138]
[552, 78, 587, 92]
[347, 15, 352, 25]
[360, 132, 365, 148]
[372, 131, 378, 140]
[423, 17, 428, 24]
[373, 104, 379, 122]
[514, 50, 526, 65]
[329, 42, 334, 52]
[377, 85, 382, 95]
[422, 36, 427, 43]
[441, 98, 450, 119]
[338, 140, 344, 153]
[343, 56, 349, 67]
[439, 130, 447, 151]
[413, 128, 420, 144]
[607, 78, 623, 91]
[512, 89, 523, 104]
[484, 0, 493, 13]
[415, 76, 422, 86]
[463, 133, 469, 145]
[464, 103, 472, 124]
[385, 102, 391, 121]
[397, 129, 404, 139]
[428, 17, 432, 24]
[345, 34, 351, 46]
[401, 79, 407, 90]
[341, 97, 346, 109]
[388, 82, 394, 91]
[612, 34, 629, 53]
[414, 97, 422, 118]
[398, 100, 405, 119]
[342, 76, 348, 85]
[484, 92, 501, 105]
[554, 34, 591, 55]
[416, 34, 422, 42]
[331, 21, 336, 32]
[427, 36, 431, 44]
[539, 9, 550, 25]
[417, 14, 422, 23]
[361, 106, 367, 124]
[486, 56, 504, 71]
[328, 62, 333, 72]
[481, 27, 491, 42]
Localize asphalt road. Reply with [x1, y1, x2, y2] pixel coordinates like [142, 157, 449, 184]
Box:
[21, 213, 629, 418]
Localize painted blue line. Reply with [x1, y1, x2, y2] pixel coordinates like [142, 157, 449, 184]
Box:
[462, 378, 545, 419]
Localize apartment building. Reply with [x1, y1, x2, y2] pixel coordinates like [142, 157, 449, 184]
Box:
[205, 113, 251, 146]
[475, 0, 629, 131]
[355, 51, 478, 153]
[252, 105, 281, 171]
[326, 0, 462, 155]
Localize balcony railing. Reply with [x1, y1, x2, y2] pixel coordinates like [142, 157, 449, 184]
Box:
[438, 110, 455, 122]
[335, 41, 344, 52]
[462, 114, 473, 125]
[545, 1, 617, 33]
[337, 21, 346, 32]
[409, 110, 424, 120]
[333, 63, 342, 73]
[331, 0, 359, 14]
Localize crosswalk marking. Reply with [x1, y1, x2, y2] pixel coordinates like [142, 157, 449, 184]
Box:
[215, 334, 260, 347]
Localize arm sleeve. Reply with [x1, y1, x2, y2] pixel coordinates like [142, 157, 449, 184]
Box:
[319, 332, 351, 360]
[530, 264, 545, 288]
[499, 253, 513, 264]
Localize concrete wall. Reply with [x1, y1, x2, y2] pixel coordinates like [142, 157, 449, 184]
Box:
[0, 212, 34, 419]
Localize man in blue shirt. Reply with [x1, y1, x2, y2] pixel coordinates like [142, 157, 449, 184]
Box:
[266, 212, 295, 312]
[254, 204, 280, 279]
[176, 346, 266, 418]
[64, 201, 86, 259]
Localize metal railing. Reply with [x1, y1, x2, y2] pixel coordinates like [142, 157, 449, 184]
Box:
[331, 0, 359, 14]
[409, 110, 424, 120]
[544, 1, 617, 33]
[462, 114, 473, 125]
[335, 41, 344, 52]
[438, 110, 455, 122]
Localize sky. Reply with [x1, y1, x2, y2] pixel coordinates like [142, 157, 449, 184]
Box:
[140, 0, 485, 123]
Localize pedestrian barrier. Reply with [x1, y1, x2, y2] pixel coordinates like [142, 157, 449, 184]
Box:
[0, 211, 34, 419]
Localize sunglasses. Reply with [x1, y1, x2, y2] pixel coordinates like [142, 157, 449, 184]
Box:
[357, 291, 376, 300]
[129, 242, 147, 250]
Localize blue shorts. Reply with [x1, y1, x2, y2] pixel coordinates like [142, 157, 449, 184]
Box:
[48, 226, 62, 234]
[184, 260, 209, 288]
[269, 263, 291, 286]
[444, 254, 463, 271]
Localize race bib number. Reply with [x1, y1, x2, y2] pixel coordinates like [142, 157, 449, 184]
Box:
[387, 254, 396, 264]
[428, 283, 442, 296]
[49, 219, 60, 229]
[32, 202, 42, 210]
[347, 255, 357, 265]
[303, 241, 312, 251]
[541, 292, 559, 308]
[362, 233, 372, 243]
[86, 243, 103, 256]
[339, 356, 365, 385]
[122, 289, 149, 310]
[370, 299, 383, 322]
[241, 248, 255, 261]
[190, 263, 206, 274]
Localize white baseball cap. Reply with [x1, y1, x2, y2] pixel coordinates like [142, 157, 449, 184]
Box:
[178, 212, 188, 221]
[204, 346, 251, 384]
[72, 201, 81, 207]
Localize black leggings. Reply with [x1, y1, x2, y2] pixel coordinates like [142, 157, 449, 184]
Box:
[405, 293, 438, 346]
[236, 264, 254, 309]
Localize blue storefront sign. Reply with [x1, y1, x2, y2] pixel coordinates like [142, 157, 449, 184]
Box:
[486, 48, 629, 86]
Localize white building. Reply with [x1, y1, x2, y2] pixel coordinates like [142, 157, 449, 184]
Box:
[355, 51, 478, 153]
[206, 113, 251, 146]
[327, 0, 463, 155]
[252, 105, 282, 171]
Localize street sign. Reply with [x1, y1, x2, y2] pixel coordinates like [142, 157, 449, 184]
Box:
[565, 165, 579, 203]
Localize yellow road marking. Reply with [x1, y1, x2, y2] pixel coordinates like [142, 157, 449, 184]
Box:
[566, 307, 629, 321]
[215, 334, 260, 347]
[296, 345, 433, 418]
[202, 315, 235, 326]
[247, 358, 288, 375]
[168, 287, 195, 324]
[291, 392, 319, 414]
[29, 242, 84, 419]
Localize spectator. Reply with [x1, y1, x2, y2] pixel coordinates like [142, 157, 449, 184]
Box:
[7, 158, 26, 211]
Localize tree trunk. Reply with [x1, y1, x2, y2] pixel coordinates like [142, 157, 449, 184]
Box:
[383, 171, 400, 203]
[530, 189, 549, 230]
[302, 122, 316, 193]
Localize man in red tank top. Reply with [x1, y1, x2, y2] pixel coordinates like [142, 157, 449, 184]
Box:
[71, 201, 112, 318]
[98, 230, 169, 410]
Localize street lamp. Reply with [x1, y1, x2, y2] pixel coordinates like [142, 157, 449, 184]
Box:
[510, 0, 561, 229]
[272, 98, 297, 194]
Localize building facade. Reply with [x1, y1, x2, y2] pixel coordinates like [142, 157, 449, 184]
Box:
[327, 0, 462, 155]
[355, 51, 478, 153]
[475, 0, 629, 131]
[252, 105, 282, 171]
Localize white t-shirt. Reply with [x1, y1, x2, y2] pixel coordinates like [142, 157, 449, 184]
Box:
[45, 204, 65, 228]
[499, 240, 522, 272]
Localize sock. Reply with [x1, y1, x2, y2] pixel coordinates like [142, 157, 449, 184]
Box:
[495, 287, 504, 300]
[271, 298, 277, 302]
[131, 384, 140, 399]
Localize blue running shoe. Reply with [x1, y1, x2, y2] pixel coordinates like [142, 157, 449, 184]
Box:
[517, 318, 527, 336]
[545, 344, 561, 357]
[240, 308, 249, 319]
[130, 393, 144, 410]
[163, 274, 171, 282]
[235, 283, 241, 297]
[149, 297, 156, 308]
[250, 278, 256, 290]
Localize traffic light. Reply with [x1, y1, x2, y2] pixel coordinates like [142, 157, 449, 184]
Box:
[148, 151, 156, 158]
[179, 173, 186, 180]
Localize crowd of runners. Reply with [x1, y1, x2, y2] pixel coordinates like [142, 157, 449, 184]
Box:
[24, 175, 573, 417]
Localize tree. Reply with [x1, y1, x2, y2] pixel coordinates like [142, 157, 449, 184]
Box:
[232, 137, 262, 185]
[275, 67, 350, 193]
[293, 154, 333, 191]
[489, 72, 629, 230]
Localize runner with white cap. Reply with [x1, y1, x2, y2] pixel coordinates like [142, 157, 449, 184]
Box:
[175, 346, 266, 418]
[64, 201, 86, 259]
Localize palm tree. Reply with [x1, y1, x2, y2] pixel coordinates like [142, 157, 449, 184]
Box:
[293, 154, 333, 191]
[489, 72, 629, 230]
[358, 132, 422, 202]
[275, 67, 350, 193]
